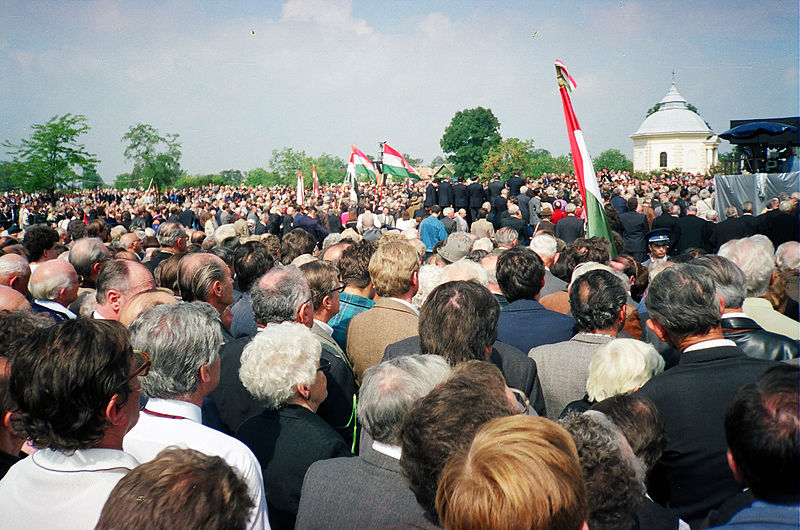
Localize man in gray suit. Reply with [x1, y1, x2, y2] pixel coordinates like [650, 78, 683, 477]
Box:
[295, 355, 450, 529]
[530, 233, 568, 297]
[530, 268, 628, 419]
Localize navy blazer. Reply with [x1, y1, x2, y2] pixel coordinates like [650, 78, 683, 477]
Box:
[497, 299, 575, 354]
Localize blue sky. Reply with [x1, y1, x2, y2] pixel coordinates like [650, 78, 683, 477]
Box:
[1, 0, 797, 183]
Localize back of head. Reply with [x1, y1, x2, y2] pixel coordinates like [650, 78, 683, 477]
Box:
[626, 197, 638, 211]
[358, 355, 451, 445]
[280, 229, 317, 265]
[23, 225, 59, 262]
[299, 260, 339, 310]
[724, 364, 799, 504]
[591, 393, 666, 472]
[156, 222, 186, 248]
[495, 227, 518, 247]
[96, 447, 253, 530]
[129, 302, 222, 400]
[560, 412, 645, 530]
[233, 240, 274, 293]
[692, 255, 747, 309]
[496, 246, 545, 302]
[9, 319, 132, 450]
[644, 263, 720, 339]
[251, 265, 310, 325]
[399, 361, 517, 518]
[530, 233, 558, 260]
[119, 289, 179, 327]
[436, 415, 587, 530]
[440, 259, 488, 287]
[368, 240, 420, 297]
[28, 259, 77, 301]
[718, 235, 776, 298]
[419, 281, 500, 365]
[569, 269, 627, 333]
[68, 237, 110, 280]
[775, 241, 799, 272]
[177, 252, 227, 303]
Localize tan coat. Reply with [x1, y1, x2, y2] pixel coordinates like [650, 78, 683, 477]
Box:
[346, 298, 419, 381]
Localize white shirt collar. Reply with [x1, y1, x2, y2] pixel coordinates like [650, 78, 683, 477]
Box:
[35, 299, 77, 319]
[371, 441, 402, 460]
[314, 319, 333, 336]
[386, 297, 420, 316]
[141, 398, 202, 423]
[722, 312, 749, 319]
[33, 447, 139, 472]
[684, 338, 737, 353]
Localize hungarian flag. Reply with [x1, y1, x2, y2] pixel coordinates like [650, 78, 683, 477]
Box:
[296, 170, 304, 206]
[347, 145, 376, 180]
[555, 60, 617, 256]
[382, 143, 420, 179]
[312, 165, 320, 197]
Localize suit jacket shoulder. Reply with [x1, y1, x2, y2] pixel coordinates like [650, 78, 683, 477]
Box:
[347, 299, 419, 380]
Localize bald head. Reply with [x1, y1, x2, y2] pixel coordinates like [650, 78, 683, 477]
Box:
[95, 259, 157, 320]
[0, 254, 31, 296]
[119, 289, 179, 327]
[177, 252, 233, 313]
[119, 233, 143, 254]
[29, 259, 79, 306]
[0, 285, 31, 312]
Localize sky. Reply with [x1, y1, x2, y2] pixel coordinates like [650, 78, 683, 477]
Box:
[1, 0, 797, 184]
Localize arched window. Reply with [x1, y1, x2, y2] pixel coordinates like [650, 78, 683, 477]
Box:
[659, 152, 668, 167]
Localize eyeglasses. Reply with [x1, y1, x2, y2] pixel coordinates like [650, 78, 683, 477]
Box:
[329, 282, 346, 294]
[510, 387, 531, 416]
[129, 349, 151, 380]
[317, 357, 331, 375]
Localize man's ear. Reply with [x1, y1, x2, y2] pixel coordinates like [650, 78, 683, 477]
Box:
[91, 261, 105, 277]
[107, 289, 123, 312]
[295, 383, 310, 401]
[105, 393, 128, 427]
[727, 448, 744, 484]
[199, 364, 212, 385]
[717, 293, 726, 316]
[646, 318, 669, 343]
[297, 300, 314, 328]
[211, 279, 223, 298]
[321, 294, 334, 313]
[411, 270, 419, 289]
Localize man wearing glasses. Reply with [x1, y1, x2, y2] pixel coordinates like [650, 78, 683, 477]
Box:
[0, 319, 143, 528]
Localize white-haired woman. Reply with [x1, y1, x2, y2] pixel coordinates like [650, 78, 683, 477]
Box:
[236, 321, 351, 530]
[559, 338, 665, 418]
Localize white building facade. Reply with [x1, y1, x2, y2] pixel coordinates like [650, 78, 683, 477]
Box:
[631, 82, 719, 174]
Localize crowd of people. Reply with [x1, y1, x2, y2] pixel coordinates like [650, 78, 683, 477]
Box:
[0, 168, 797, 529]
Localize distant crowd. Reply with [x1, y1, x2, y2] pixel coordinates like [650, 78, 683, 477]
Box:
[0, 168, 797, 529]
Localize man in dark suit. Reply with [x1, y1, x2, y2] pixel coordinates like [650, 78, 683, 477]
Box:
[437, 178, 454, 209]
[382, 279, 546, 415]
[178, 203, 199, 230]
[554, 203, 584, 244]
[295, 356, 447, 529]
[505, 170, 524, 197]
[299, 261, 357, 445]
[487, 175, 504, 204]
[467, 178, 486, 225]
[712, 206, 749, 251]
[29, 260, 80, 321]
[637, 264, 776, 527]
[144, 221, 187, 274]
[740, 201, 759, 235]
[423, 180, 437, 208]
[496, 247, 575, 355]
[670, 205, 712, 254]
[652, 203, 680, 233]
[292, 206, 329, 247]
[619, 197, 649, 262]
[492, 188, 509, 229]
[453, 178, 468, 213]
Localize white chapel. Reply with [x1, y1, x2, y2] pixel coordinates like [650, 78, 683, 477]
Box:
[631, 82, 719, 174]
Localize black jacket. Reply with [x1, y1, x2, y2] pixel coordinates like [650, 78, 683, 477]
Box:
[721, 316, 798, 361]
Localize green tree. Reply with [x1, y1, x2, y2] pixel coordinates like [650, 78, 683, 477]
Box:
[402, 153, 423, 167]
[440, 107, 501, 178]
[0, 162, 17, 192]
[593, 149, 633, 173]
[479, 138, 536, 181]
[430, 155, 446, 167]
[245, 167, 278, 187]
[311, 153, 346, 184]
[528, 148, 573, 176]
[81, 166, 105, 188]
[122, 123, 182, 189]
[268, 147, 312, 185]
[3, 114, 99, 192]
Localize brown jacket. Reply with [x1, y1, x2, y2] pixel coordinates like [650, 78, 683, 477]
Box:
[346, 298, 419, 381]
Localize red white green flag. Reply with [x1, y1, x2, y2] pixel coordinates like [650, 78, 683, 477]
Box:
[312, 164, 319, 197]
[382, 143, 420, 179]
[347, 145, 376, 180]
[555, 60, 617, 256]
[296, 170, 304, 206]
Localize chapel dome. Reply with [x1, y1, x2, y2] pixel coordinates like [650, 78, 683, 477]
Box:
[632, 82, 712, 136]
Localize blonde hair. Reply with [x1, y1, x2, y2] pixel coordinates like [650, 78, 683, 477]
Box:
[368, 240, 420, 297]
[436, 415, 587, 530]
[586, 338, 665, 402]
